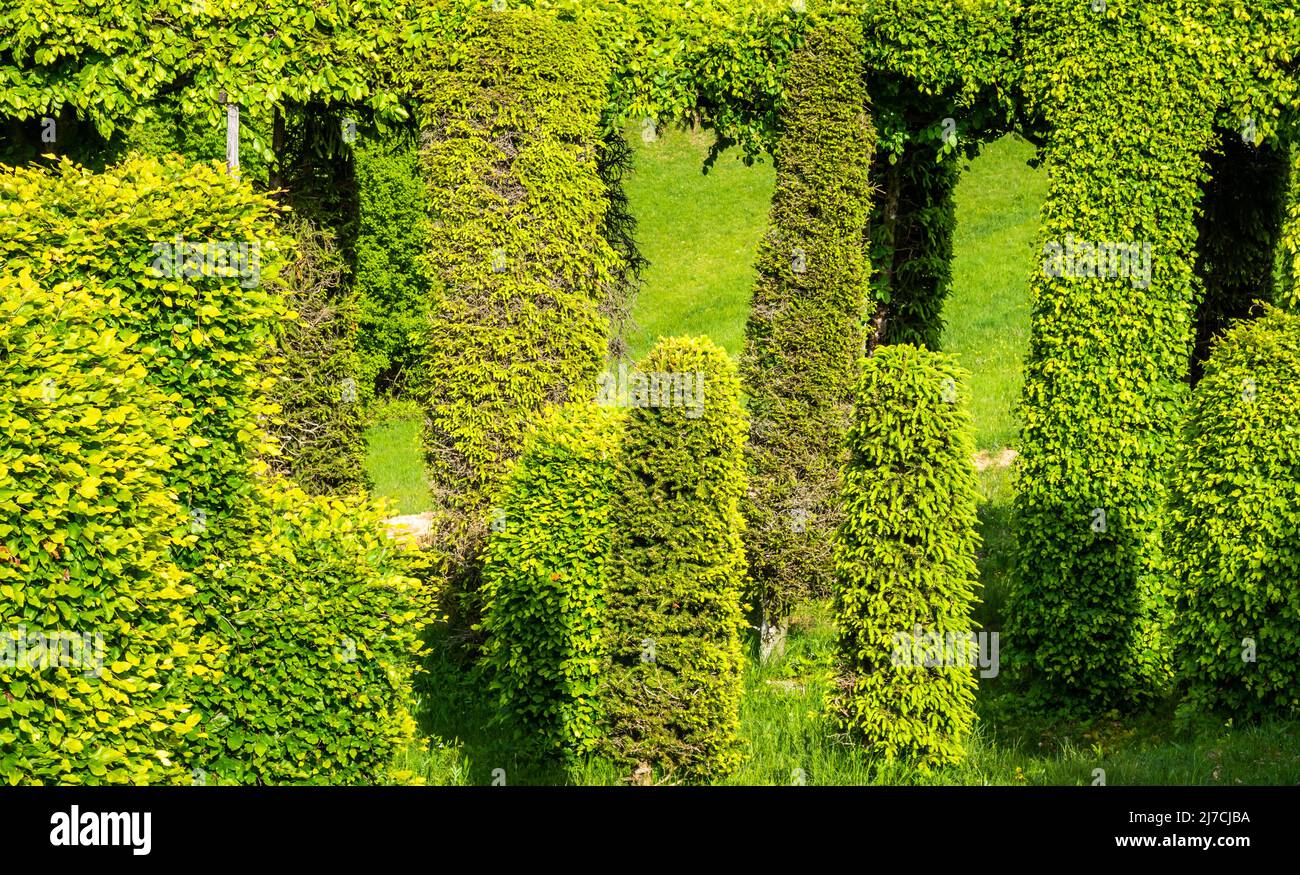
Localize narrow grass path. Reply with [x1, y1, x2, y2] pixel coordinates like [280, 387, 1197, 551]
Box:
[945, 134, 1046, 451]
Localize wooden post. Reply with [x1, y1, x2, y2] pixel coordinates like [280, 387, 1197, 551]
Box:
[220, 90, 239, 175]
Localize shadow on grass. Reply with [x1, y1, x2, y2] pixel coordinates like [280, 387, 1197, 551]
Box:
[408, 621, 621, 785]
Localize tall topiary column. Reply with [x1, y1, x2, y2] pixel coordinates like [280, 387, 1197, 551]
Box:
[408, 10, 619, 612]
[1008, 7, 1218, 709]
[741, 21, 875, 648]
[1169, 307, 1300, 721]
[828, 344, 981, 767]
[600, 337, 748, 782]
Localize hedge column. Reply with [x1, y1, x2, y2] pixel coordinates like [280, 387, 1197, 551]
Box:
[601, 337, 748, 782]
[479, 403, 623, 757]
[741, 21, 875, 645]
[409, 10, 618, 593]
[1008, 8, 1219, 708]
[829, 344, 981, 767]
[1170, 308, 1300, 720]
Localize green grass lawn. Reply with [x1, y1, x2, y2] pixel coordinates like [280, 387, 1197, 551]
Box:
[362, 399, 427, 516]
[623, 125, 775, 359]
[946, 134, 1046, 450]
[369, 131, 1300, 785]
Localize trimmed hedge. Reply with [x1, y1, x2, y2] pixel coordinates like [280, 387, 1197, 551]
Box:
[184, 476, 430, 785]
[1169, 307, 1300, 721]
[741, 21, 875, 633]
[0, 154, 290, 570]
[266, 217, 370, 495]
[828, 344, 981, 767]
[407, 10, 617, 574]
[1007, 5, 1220, 708]
[600, 336, 747, 782]
[0, 155, 430, 784]
[479, 403, 623, 757]
[0, 274, 218, 785]
[353, 134, 432, 400]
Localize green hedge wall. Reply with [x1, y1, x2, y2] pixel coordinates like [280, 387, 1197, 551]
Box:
[1169, 307, 1300, 721]
[0, 274, 219, 785]
[828, 344, 981, 767]
[741, 21, 875, 634]
[479, 403, 623, 757]
[600, 336, 747, 782]
[266, 217, 370, 495]
[1007, 4, 1219, 709]
[353, 134, 433, 400]
[406, 9, 618, 579]
[0, 155, 290, 571]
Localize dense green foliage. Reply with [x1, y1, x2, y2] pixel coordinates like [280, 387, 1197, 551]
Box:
[353, 135, 432, 399]
[0, 0, 413, 152]
[600, 337, 747, 782]
[0, 274, 218, 785]
[479, 404, 623, 757]
[1008, 3, 1220, 709]
[544, 0, 1018, 165]
[870, 145, 960, 350]
[266, 218, 369, 494]
[1169, 308, 1300, 721]
[185, 477, 429, 784]
[408, 10, 617, 578]
[0, 155, 427, 783]
[0, 155, 288, 554]
[741, 21, 874, 630]
[829, 344, 981, 767]
[6, 0, 1300, 786]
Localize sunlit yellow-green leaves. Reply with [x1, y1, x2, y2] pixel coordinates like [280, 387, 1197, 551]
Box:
[0, 272, 216, 785]
[600, 336, 748, 782]
[479, 403, 623, 758]
[829, 344, 981, 767]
